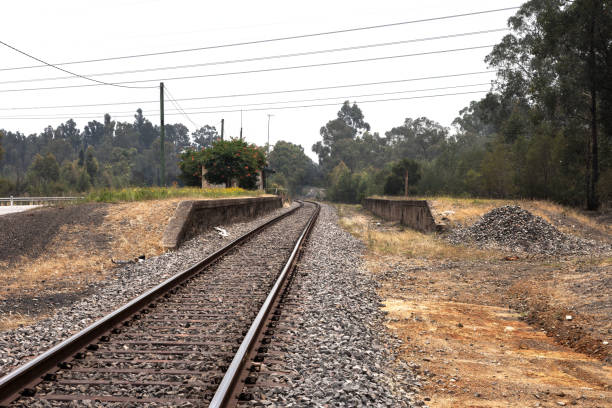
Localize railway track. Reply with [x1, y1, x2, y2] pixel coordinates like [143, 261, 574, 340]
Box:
[0, 201, 320, 407]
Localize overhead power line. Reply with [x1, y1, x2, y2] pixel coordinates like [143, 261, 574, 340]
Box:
[0, 71, 495, 111]
[163, 84, 200, 129]
[0, 40, 156, 90]
[0, 7, 519, 72]
[0, 45, 496, 93]
[0, 29, 507, 85]
[0, 89, 491, 120]
[6, 82, 493, 119]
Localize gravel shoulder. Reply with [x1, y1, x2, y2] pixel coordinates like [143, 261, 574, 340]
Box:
[248, 204, 421, 407]
[0, 203, 298, 378]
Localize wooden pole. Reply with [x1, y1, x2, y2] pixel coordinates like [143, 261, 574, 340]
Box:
[160, 82, 166, 187]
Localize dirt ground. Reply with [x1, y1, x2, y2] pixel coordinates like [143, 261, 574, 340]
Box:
[0, 197, 250, 330]
[337, 201, 611, 408]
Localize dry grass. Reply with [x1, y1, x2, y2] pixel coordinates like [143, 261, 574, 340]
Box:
[0, 312, 39, 331]
[0, 198, 186, 299]
[85, 186, 264, 203]
[374, 195, 611, 238]
[336, 204, 499, 261]
[103, 199, 184, 260]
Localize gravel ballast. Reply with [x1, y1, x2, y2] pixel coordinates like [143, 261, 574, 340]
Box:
[448, 205, 610, 255]
[1, 202, 422, 407]
[0, 203, 298, 378]
[14, 204, 316, 406]
[247, 204, 421, 407]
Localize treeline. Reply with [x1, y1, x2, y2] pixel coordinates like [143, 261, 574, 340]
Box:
[309, 0, 612, 209]
[0, 110, 221, 195]
[1, 0, 610, 210]
[310, 97, 609, 207]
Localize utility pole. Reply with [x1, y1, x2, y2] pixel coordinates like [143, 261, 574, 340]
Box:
[266, 114, 274, 155]
[239, 110, 243, 140]
[220, 118, 224, 140]
[160, 82, 166, 187]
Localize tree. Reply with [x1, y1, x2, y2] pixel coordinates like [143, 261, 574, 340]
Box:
[486, 0, 612, 209]
[0, 130, 4, 163]
[85, 146, 99, 180]
[269, 141, 319, 194]
[103, 114, 115, 141]
[134, 109, 158, 149]
[54, 119, 82, 153]
[192, 125, 219, 149]
[26, 153, 61, 194]
[165, 123, 191, 151]
[178, 148, 205, 186]
[83, 120, 105, 148]
[179, 139, 266, 188]
[312, 101, 371, 173]
[390, 159, 421, 197]
[203, 139, 266, 188]
[385, 117, 448, 161]
[0, 130, 9, 195]
[480, 138, 517, 197]
[114, 122, 138, 149]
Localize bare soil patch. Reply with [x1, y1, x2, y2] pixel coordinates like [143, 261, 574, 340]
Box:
[0, 203, 108, 266]
[337, 203, 611, 407]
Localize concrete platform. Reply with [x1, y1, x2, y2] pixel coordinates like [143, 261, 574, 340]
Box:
[161, 196, 282, 249]
[0, 205, 41, 216]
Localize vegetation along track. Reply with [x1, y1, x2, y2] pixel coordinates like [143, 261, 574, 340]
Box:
[0, 201, 320, 407]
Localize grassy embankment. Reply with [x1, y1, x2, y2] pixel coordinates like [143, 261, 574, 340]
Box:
[85, 186, 265, 203]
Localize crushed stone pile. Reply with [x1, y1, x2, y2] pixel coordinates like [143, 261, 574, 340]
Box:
[448, 205, 608, 255]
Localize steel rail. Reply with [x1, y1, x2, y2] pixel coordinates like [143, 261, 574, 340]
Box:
[210, 201, 320, 407]
[0, 202, 303, 406]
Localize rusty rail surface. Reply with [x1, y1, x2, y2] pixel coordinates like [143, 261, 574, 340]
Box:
[0, 202, 307, 407]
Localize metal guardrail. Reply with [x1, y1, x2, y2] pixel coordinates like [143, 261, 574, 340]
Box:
[0, 196, 84, 206]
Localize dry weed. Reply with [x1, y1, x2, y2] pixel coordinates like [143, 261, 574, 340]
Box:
[336, 204, 499, 261]
[0, 198, 182, 300]
[387, 196, 611, 238]
[0, 312, 38, 331]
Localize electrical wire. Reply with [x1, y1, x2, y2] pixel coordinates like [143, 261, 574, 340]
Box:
[0, 29, 508, 85]
[0, 89, 491, 120]
[4, 82, 493, 119]
[164, 84, 201, 129]
[0, 40, 156, 89]
[0, 45, 496, 93]
[0, 7, 519, 72]
[0, 71, 495, 110]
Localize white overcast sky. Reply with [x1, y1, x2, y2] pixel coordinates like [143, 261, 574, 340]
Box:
[0, 0, 523, 160]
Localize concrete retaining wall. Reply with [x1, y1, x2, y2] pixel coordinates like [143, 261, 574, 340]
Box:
[162, 196, 282, 249]
[362, 197, 442, 233]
